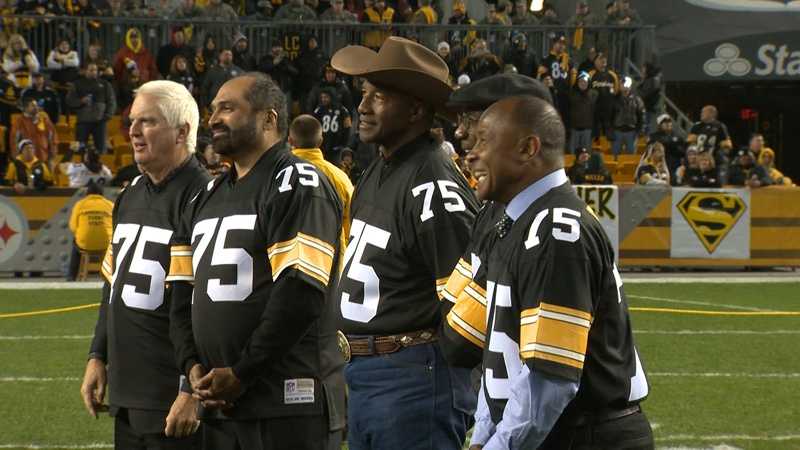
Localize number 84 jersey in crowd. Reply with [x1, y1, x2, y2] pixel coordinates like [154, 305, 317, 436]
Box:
[335, 134, 480, 335]
[481, 182, 649, 424]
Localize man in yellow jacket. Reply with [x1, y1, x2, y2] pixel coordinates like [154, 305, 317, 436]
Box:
[288, 114, 353, 263]
[67, 181, 113, 281]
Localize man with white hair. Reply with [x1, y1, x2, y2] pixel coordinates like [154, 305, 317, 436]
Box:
[80, 80, 212, 447]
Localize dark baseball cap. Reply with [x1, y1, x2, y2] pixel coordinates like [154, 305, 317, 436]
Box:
[446, 73, 553, 112]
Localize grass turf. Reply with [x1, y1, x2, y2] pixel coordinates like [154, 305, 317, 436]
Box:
[0, 283, 799, 449]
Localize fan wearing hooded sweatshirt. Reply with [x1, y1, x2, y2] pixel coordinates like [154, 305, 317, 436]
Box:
[758, 148, 792, 186]
[635, 142, 670, 185]
[156, 27, 195, 77]
[112, 28, 160, 85]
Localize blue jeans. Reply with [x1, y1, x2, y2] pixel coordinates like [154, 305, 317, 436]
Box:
[613, 130, 637, 156]
[345, 342, 475, 450]
[569, 129, 593, 154]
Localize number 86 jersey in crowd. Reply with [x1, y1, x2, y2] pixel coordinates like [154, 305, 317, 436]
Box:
[335, 134, 480, 335]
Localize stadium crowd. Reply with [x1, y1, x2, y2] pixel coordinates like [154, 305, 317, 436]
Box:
[0, 0, 791, 194]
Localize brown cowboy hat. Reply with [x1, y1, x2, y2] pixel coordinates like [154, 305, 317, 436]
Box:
[331, 37, 453, 118]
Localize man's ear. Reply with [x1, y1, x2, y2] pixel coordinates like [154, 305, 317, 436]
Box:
[519, 134, 541, 162]
[408, 100, 432, 124]
[263, 109, 278, 132]
[176, 123, 190, 146]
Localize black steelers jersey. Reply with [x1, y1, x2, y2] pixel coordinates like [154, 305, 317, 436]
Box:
[481, 181, 648, 424]
[439, 200, 504, 367]
[90, 156, 211, 412]
[335, 134, 480, 335]
[168, 142, 345, 420]
[689, 120, 730, 157]
[540, 53, 573, 93]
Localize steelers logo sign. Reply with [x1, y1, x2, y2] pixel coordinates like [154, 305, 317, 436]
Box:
[677, 192, 746, 254]
[0, 195, 28, 265]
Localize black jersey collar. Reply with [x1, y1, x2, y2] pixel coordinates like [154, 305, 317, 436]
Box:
[380, 132, 435, 166]
[226, 140, 288, 184]
[145, 154, 197, 191]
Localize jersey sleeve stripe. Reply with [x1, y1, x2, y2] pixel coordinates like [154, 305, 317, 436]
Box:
[446, 311, 485, 347]
[166, 255, 193, 282]
[521, 349, 584, 370]
[440, 259, 472, 302]
[100, 244, 113, 283]
[268, 234, 335, 287]
[520, 306, 590, 370]
[540, 302, 593, 322]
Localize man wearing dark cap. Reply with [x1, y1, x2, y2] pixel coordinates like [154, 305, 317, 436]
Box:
[438, 73, 553, 368]
[331, 36, 480, 450]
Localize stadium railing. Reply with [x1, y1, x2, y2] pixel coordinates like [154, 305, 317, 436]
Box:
[7, 15, 656, 75]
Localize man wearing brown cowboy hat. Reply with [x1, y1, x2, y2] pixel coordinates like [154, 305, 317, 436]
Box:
[331, 36, 480, 450]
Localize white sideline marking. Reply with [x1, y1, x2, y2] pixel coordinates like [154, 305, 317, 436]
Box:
[0, 281, 103, 290]
[635, 329, 800, 335]
[624, 277, 800, 284]
[0, 445, 112, 449]
[0, 377, 80, 382]
[658, 446, 742, 450]
[657, 434, 800, 442]
[626, 294, 771, 312]
[0, 335, 92, 340]
[650, 372, 800, 379]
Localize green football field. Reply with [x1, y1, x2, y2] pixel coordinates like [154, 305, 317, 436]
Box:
[1, 281, 799, 450]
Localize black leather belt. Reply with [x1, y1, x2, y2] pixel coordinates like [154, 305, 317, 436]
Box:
[574, 404, 641, 427]
[346, 329, 437, 357]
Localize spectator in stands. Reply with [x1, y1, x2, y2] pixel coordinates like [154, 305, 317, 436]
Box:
[479, 2, 511, 55]
[569, 72, 596, 153]
[637, 62, 663, 134]
[539, 4, 561, 24]
[20, 73, 60, 124]
[608, 0, 642, 25]
[246, 0, 274, 20]
[46, 37, 80, 85]
[446, 1, 477, 56]
[361, 0, 395, 50]
[502, 32, 537, 78]
[577, 46, 598, 74]
[436, 42, 458, 82]
[538, 34, 573, 125]
[687, 104, 733, 184]
[511, 0, 538, 25]
[2, 34, 40, 89]
[9, 96, 57, 161]
[673, 145, 699, 186]
[338, 147, 363, 183]
[145, 0, 178, 17]
[83, 41, 114, 82]
[312, 88, 351, 160]
[729, 149, 772, 188]
[758, 148, 792, 186]
[306, 64, 354, 113]
[195, 137, 230, 177]
[410, 0, 438, 48]
[568, 147, 613, 185]
[66, 180, 113, 281]
[746, 132, 772, 158]
[66, 62, 116, 154]
[567, 1, 599, 63]
[295, 36, 327, 104]
[201, 49, 242, 111]
[59, 147, 113, 188]
[649, 114, 685, 182]
[320, 0, 355, 51]
[229, 33, 255, 72]
[612, 76, 644, 156]
[202, 0, 239, 49]
[686, 151, 720, 188]
[116, 62, 144, 112]
[260, 43, 297, 107]
[194, 35, 219, 80]
[4, 139, 53, 193]
[167, 55, 196, 96]
[156, 27, 195, 78]
[107, 0, 143, 17]
[175, 0, 203, 18]
[288, 114, 353, 256]
[459, 39, 502, 82]
[275, 0, 317, 20]
[635, 142, 670, 185]
[589, 52, 620, 142]
[112, 28, 159, 85]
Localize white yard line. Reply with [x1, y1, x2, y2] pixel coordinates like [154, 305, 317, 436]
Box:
[624, 276, 800, 284]
[0, 445, 112, 449]
[0, 335, 92, 340]
[657, 434, 800, 442]
[634, 329, 800, 335]
[0, 377, 80, 382]
[626, 294, 771, 312]
[650, 372, 800, 379]
[0, 281, 103, 290]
